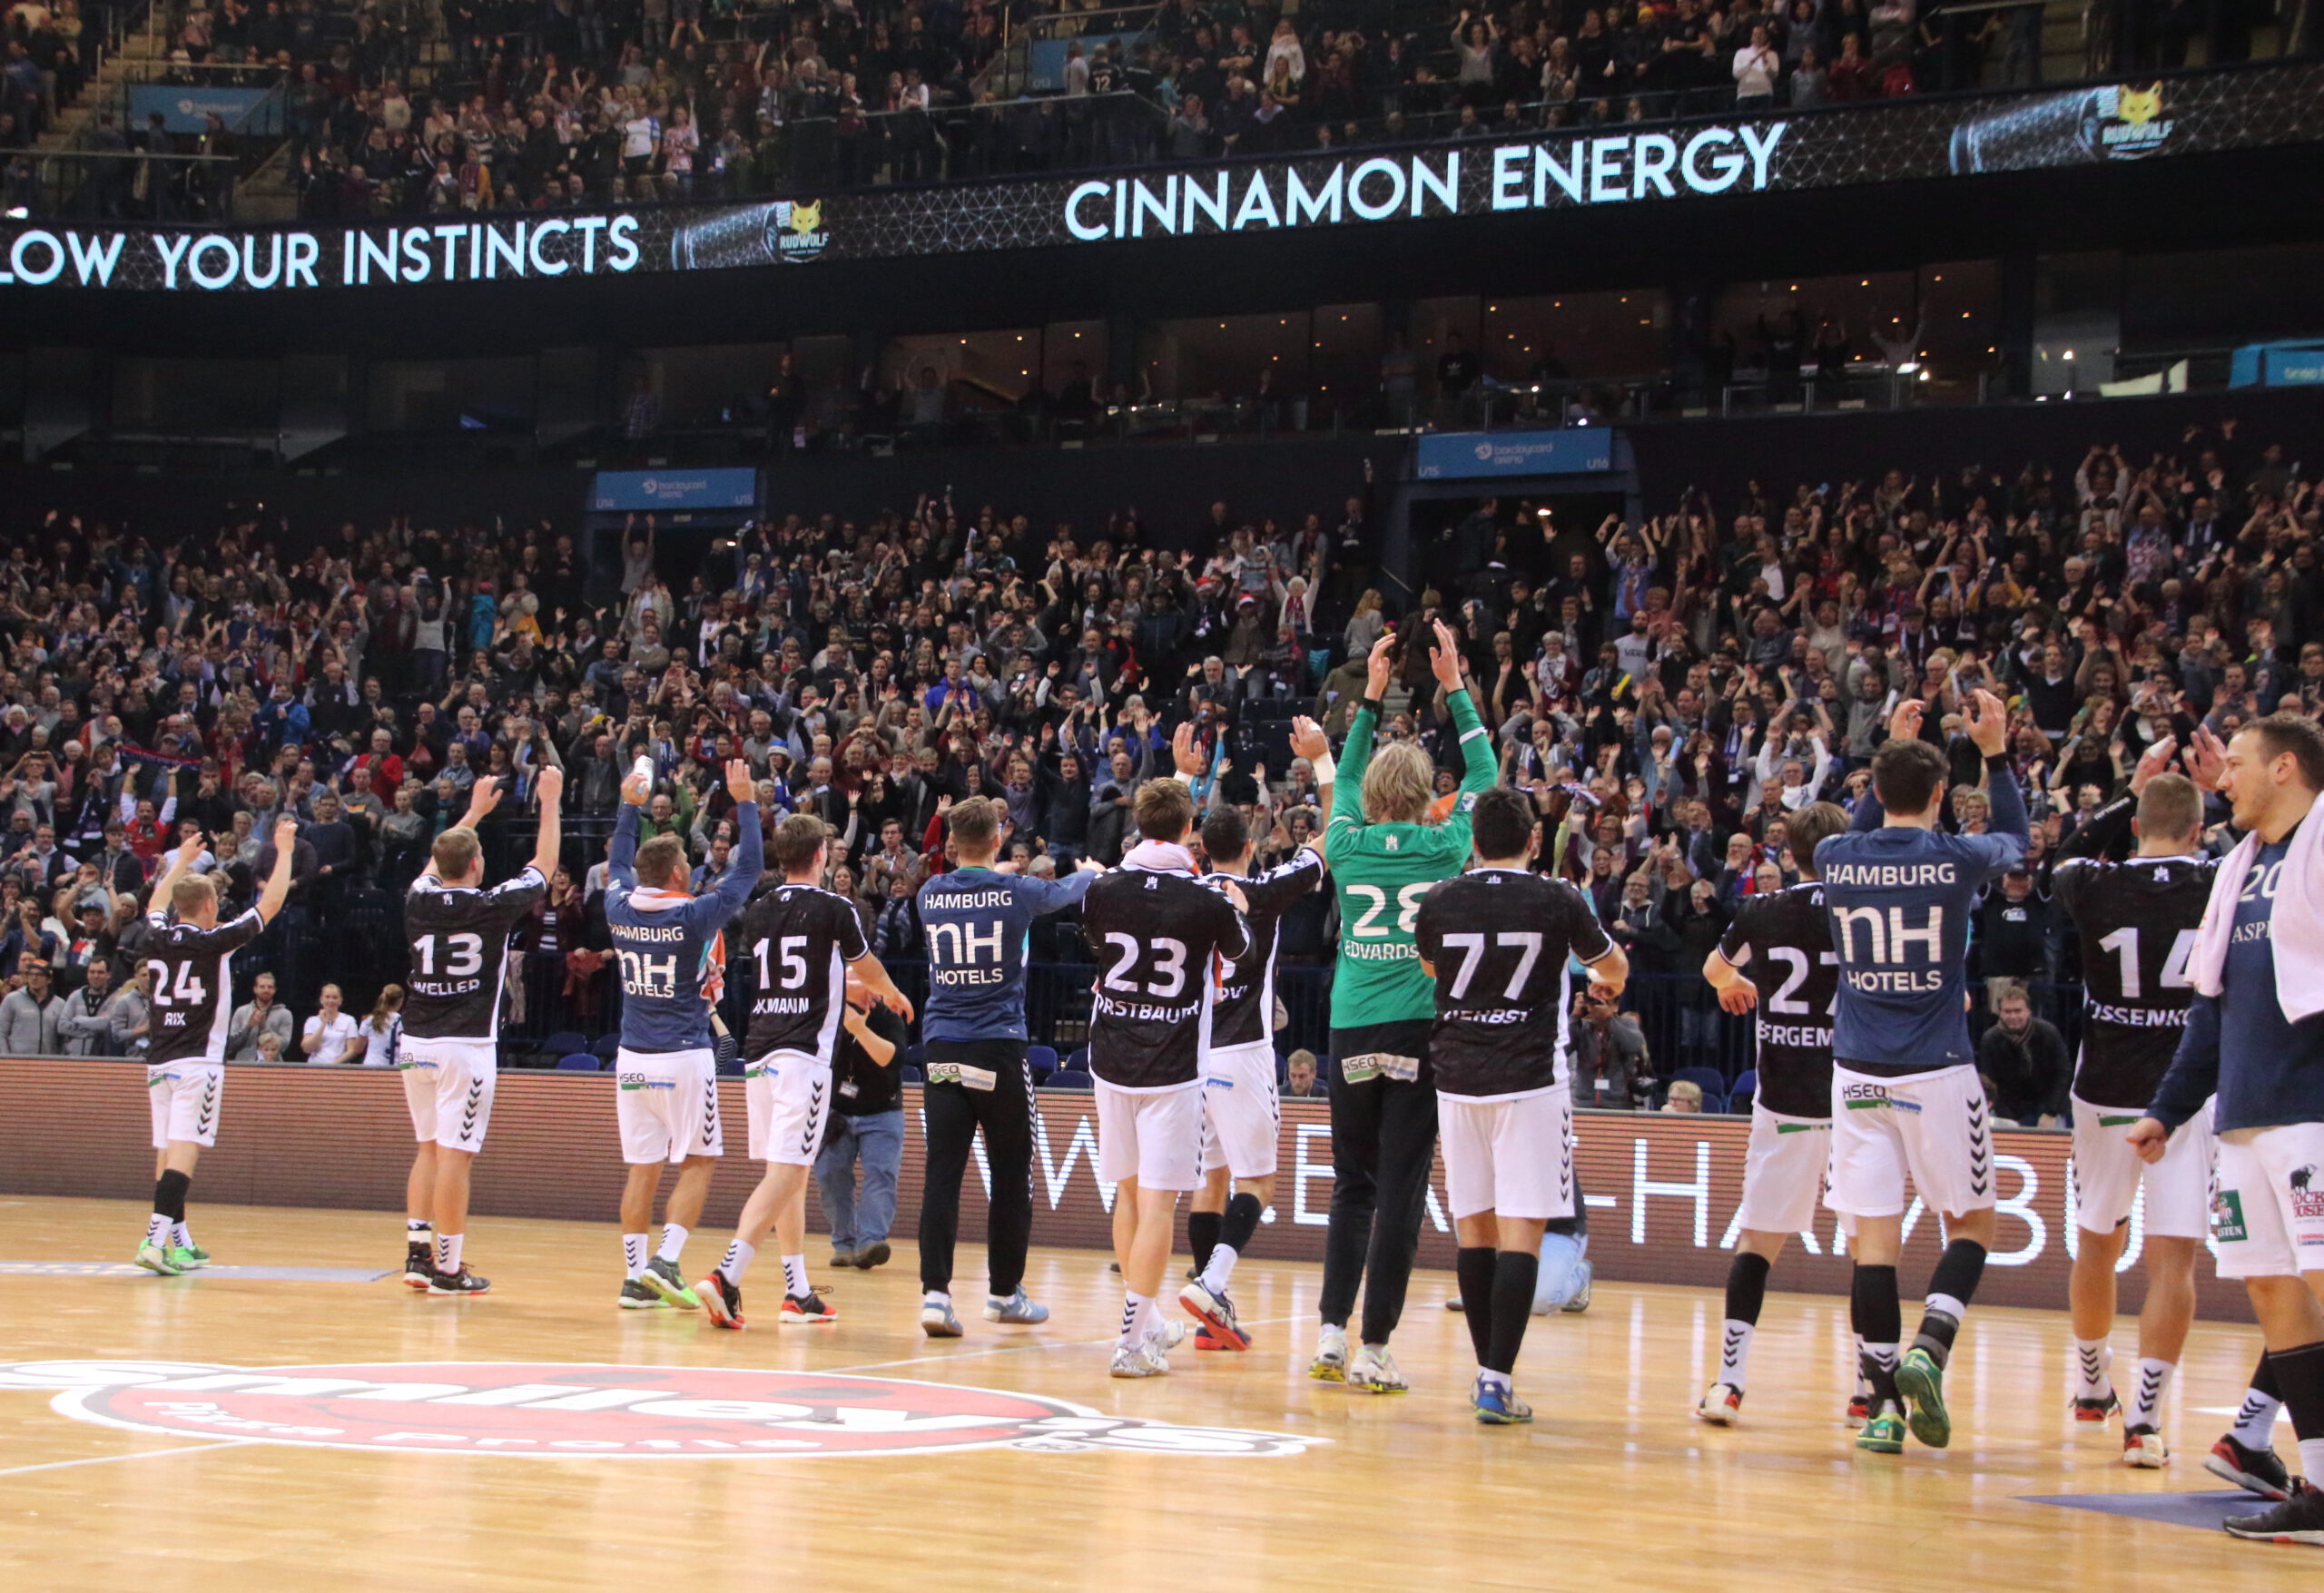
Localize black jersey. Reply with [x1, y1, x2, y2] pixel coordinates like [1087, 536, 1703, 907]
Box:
[738, 883, 869, 1061]
[2052, 851, 2214, 1109]
[1413, 868, 1613, 1099]
[1204, 851, 1324, 1051]
[1081, 861, 1250, 1091]
[143, 908, 266, 1065]
[1715, 881, 1838, 1119]
[402, 865, 548, 1043]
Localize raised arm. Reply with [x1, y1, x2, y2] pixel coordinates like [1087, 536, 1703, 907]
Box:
[842, 950, 914, 1025]
[702, 761, 763, 919]
[1966, 689, 2028, 847]
[146, 831, 203, 919]
[529, 766, 564, 880]
[1330, 631, 1395, 834]
[1434, 619, 1494, 796]
[255, 816, 299, 924]
[609, 766, 647, 889]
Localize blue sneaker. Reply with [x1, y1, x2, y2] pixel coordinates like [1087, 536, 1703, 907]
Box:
[1472, 1376, 1533, 1425]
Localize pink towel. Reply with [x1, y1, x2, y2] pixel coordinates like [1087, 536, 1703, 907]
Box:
[2187, 790, 2324, 1024]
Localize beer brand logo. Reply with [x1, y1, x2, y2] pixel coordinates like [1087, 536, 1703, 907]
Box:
[2095, 84, 2171, 160]
[0, 1361, 1318, 1459]
[2213, 1187, 2249, 1244]
[777, 201, 828, 264]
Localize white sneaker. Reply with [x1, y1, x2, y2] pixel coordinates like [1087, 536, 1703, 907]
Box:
[921, 1296, 964, 1338]
[1347, 1343, 1408, 1394]
[1149, 1320, 1187, 1352]
[1697, 1382, 1743, 1425]
[2123, 1426, 2170, 1469]
[1310, 1323, 1348, 1382]
[1109, 1338, 1169, 1378]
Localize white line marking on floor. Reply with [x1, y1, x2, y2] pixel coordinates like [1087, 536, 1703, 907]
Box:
[0, 1440, 258, 1480]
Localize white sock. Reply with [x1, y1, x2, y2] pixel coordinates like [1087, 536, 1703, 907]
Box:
[2127, 1357, 2174, 1430]
[1925, 1291, 1967, 1329]
[170, 1222, 193, 1250]
[1199, 1242, 1238, 1295]
[1119, 1291, 1151, 1347]
[924, 1289, 950, 1308]
[782, 1254, 809, 1297]
[1478, 1365, 1511, 1391]
[623, 1233, 648, 1279]
[657, 1224, 689, 1264]
[718, 1239, 755, 1283]
[1718, 1320, 1755, 1390]
[1853, 1334, 1869, 1394]
[143, 1212, 171, 1248]
[2073, 1339, 2113, 1400]
[2302, 1437, 2324, 1486]
[2234, 1385, 2286, 1447]
[407, 1220, 432, 1242]
[436, 1232, 463, 1273]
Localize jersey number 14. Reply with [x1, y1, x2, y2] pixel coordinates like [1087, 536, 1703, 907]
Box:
[2094, 925, 2194, 999]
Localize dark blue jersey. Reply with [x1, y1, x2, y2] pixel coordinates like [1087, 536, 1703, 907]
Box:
[1817, 765, 2025, 1072]
[2152, 825, 2324, 1135]
[605, 802, 761, 1053]
[917, 866, 1097, 1044]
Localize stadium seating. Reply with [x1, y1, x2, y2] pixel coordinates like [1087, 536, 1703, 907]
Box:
[555, 1053, 601, 1073]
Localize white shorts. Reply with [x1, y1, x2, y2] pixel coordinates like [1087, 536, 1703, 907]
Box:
[2214, 1123, 2324, 1280]
[1735, 1105, 1833, 1235]
[2072, 1095, 2216, 1240]
[147, 1060, 222, 1149]
[615, 1047, 724, 1165]
[1827, 1064, 1994, 1219]
[401, 1037, 497, 1154]
[1440, 1085, 1575, 1223]
[1198, 1040, 1281, 1180]
[1095, 1080, 1203, 1193]
[745, 1049, 832, 1168]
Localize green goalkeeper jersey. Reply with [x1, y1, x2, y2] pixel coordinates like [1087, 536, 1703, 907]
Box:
[1323, 688, 1498, 1029]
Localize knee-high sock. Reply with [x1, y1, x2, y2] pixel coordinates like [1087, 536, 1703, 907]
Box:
[1483, 1251, 1541, 1378]
[1913, 1239, 1987, 1368]
[2266, 1342, 2324, 1486]
[2233, 1352, 2285, 1448]
[1853, 1264, 1902, 1409]
[1187, 1210, 1221, 1277]
[1455, 1246, 1497, 1369]
[1201, 1193, 1264, 1295]
[1719, 1251, 1771, 1389]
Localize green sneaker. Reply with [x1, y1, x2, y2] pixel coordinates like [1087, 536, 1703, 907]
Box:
[642, 1255, 699, 1309]
[618, 1278, 673, 1310]
[134, 1241, 181, 1277]
[168, 1244, 210, 1271]
[1855, 1408, 1906, 1454]
[1895, 1347, 1951, 1450]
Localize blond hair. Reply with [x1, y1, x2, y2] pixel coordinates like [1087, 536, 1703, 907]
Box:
[172, 873, 216, 914]
[431, 825, 480, 880]
[1361, 742, 1435, 825]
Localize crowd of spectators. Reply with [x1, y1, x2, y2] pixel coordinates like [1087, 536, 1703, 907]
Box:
[0, 412, 2310, 1123]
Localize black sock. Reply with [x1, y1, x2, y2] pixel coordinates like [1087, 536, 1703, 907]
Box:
[1853, 1264, 1902, 1407]
[154, 1168, 192, 1223]
[1484, 1250, 1540, 1376]
[2270, 1342, 2324, 1443]
[1723, 1251, 1771, 1326]
[1913, 1239, 1988, 1367]
[1455, 1246, 1497, 1367]
[2254, 1349, 2281, 1402]
[1187, 1210, 1221, 1275]
[1221, 1192, 1263, 1254]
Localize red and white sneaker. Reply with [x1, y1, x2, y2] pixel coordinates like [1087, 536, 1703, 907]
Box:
[780, 1291, 837, 1323]
[1696, 1382, 1743, 1426]
[2122, 1425, 2169, 1469]
[2205, 1434, 2294, 1500]
[694, 1271, 745, 1330]
[1177, 1280, 1252, 1350]
[1846, 1393, 1871, 1423]
[2073, 1390, 2122, 1423]
[1194, 1324, 1223, 1352]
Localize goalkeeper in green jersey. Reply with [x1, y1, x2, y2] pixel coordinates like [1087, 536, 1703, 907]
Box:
[1311, 615, 1498, 1394]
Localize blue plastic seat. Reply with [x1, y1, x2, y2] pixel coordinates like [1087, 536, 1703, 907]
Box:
[1045, 1069, 1094, 1091]
[1027, 1044, 1059, 1080]
[591, 1034, 621, 1061]
[542, 1031, 588, 1059]
[555, 1052, 601, 1072]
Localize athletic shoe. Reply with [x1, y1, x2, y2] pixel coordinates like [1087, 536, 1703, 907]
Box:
[133, 1241, 180, 1277]
[1150, 1321, 1188, 1352]
[1895, 1347, 1952, 1450]
[1444, 1295, 1465, 1313]
[1309, 1323, 1349, 1383]
[2123, 1425, 2169, 1469]
[1472, 1377, 1533, 1425]
[694, 1271, 744, 1330]
[1110, 1339, 1168, 1378]
[619, 1278, 672, 1310]
[853, 1240, 891, 1270]
[1346, 1344, 1408, 1395]
[828, 1249, 856, 1270]
[780, 1292, 836, 1323]
[403, 1243, 434, 1289]
[2224, 1480, 2324, 1544]
[1696, 1382, 1743, 1426]
[1194, 1323, 1223, 1351]
[1856, 1408, 1906, 1454]
[983, 1289, 1049, 1325]
[1846, 1393, 1872, 1423]
[1177, 1280, 1251, 1350]
[1561, 1262, 1594, 1313]
[166, 1244, 207, 1273]
[642, 1255, 698, 1310]
[2206, 1434, 2294, 1500]
[2073, 1391, 2121, 1423]
[921, 1297, 964, 1338]
[428, 1265, 491, 1295]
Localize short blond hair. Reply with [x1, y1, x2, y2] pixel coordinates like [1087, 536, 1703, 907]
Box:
[1361, 742, 1435, 825]
[172, 873, 216, 914]
[1134, 778, 1195, 842]
[431, 825, 480, 880]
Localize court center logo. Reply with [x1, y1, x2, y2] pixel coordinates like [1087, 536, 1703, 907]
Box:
[0, 1361, 1317, 1459]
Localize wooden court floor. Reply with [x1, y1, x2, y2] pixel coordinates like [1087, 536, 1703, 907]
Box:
[0, 1196, 2309, 1592]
